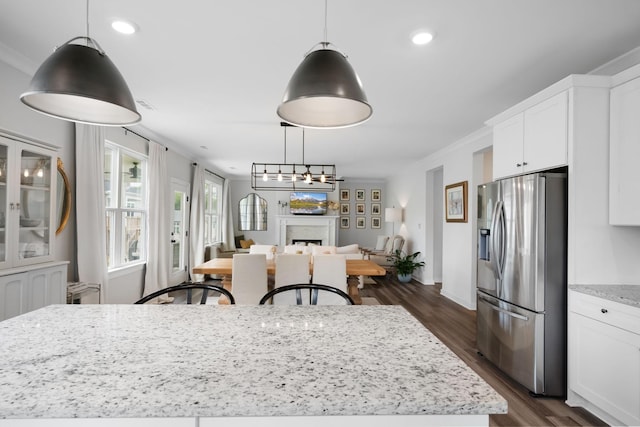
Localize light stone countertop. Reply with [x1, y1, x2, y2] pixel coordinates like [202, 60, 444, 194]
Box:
[569, 284, 640, 309]
[0, 304, 507, 420]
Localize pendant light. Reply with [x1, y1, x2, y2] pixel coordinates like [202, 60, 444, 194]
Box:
[20, 0, 140, 126]
[277, 0, 372, 129]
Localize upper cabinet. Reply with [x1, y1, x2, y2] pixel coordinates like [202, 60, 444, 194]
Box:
[0, 132, 57, 269]
[609, 74, 640, 225]
[491, 91, 568, 180]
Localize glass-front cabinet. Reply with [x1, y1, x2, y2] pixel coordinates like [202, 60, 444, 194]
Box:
[0, 133, 56, 269]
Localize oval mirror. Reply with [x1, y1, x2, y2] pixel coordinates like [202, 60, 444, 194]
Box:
[238, 193, 267, 231]
[56, 158, 71, 235]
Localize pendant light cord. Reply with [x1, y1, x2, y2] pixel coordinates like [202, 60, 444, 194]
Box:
[323, 0, 328, 45]
[86, 0, 90, 41]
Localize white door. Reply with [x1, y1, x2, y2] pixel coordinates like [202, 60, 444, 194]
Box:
[169, 179, 189, 285]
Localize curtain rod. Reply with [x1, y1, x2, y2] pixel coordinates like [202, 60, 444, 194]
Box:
[122, 126, 149, 142]
[192, 162, 225, 180]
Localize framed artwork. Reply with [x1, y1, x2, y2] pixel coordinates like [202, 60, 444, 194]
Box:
[371, 189, 381, 202]
[371, 203, 381, 215]
[371, 217, 381, 229]
[445, 180, 468, 223]
[355, 189, 365, 201]
[340, 189, 350, 201]
[340, 217, 350, 229]
[356, 203, 365, 214]
[356, 216, 366, 229]
[340, 203, 350, 215]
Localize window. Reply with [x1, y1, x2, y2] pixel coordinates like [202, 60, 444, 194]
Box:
[104, 143, 147, 270]
[204, 174, 223, 245]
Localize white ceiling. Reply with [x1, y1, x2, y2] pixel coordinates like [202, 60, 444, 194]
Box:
[2, 1, 640, 180]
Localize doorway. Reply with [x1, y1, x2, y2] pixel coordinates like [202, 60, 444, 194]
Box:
[170, 178, 190, 285]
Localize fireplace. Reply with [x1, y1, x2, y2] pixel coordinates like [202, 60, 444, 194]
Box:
[277, 215, 339, 248]
[292, 239, 323, 245]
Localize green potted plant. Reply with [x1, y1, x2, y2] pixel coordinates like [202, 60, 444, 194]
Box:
[389, 250, 425, 283]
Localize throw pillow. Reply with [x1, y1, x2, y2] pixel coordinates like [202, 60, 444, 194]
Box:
[239, 239, 255, 249]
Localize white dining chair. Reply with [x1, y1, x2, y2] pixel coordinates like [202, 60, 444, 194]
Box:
[272, 254, 311, 305]
[311, 245, 337, 256]
[249, 244, 277, 260]
[232, 254, 268, 304]
[311, 254, 348, 305]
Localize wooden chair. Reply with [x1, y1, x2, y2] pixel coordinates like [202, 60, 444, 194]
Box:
[232, 253, 268, 304]
[134, 283, 235, 304]
[259, 284, 354, 305]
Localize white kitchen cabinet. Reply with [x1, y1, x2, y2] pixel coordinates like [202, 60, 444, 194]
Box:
[568, 290, 640, 426]
[0, 132, 57, 269]
[0, 262, 67, 321]
[609, 76, 640, 225]
[491, 91, 568, 180]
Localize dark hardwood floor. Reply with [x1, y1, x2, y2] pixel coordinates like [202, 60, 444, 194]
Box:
[360, 276, 608, 427]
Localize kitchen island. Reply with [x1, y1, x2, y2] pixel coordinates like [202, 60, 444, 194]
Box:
[0, 305, 506, 426]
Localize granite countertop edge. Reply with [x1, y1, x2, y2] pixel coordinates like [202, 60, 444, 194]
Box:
[569, 284, 640, 308]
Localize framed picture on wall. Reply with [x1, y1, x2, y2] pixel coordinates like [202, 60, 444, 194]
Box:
[371, 203, 381, 215]
[356, 216, 366, 229]
[371, 217, 381, 229]
[340, 217, 350, 229]
[340, 189, 350, 201]
[355, 189, 365, 201]
[356, 203, 365, 214]
[340, 203, 350, 215]
[371, 189, 381, 201]
[445, 180, 468, 222]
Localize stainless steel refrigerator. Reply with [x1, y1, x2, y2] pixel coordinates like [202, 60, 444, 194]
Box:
[476, 171, 567, 396]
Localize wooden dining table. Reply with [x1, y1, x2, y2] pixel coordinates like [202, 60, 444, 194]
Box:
[193, 257, 387, 305]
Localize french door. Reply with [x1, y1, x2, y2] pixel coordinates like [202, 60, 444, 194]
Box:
[169, 179, 189, 285]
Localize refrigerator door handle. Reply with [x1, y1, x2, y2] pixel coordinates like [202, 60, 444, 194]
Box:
[479, 295, 529, 321]
[490, 200, 505, 280]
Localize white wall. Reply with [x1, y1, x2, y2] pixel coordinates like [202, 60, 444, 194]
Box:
[0, 60, 76, 279]
[387, 127, 492, 309]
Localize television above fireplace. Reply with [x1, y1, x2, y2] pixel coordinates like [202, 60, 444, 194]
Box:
[290, 192, 327, 215]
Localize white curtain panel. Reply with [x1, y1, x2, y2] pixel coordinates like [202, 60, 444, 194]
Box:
[222, 179, 236, 251]
[75, 124, 108, 302]
[189, 164, 205, 282]
[143, 141, 170, 298]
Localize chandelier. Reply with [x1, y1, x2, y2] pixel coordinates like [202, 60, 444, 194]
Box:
[251, 123, 338, 192]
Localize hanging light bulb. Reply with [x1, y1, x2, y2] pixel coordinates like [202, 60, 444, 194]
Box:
[24, 169, 29, 177]
[262, 168, 269, 182]
[320, 169, 326, 183]
[292, 166, 297, 182]
[37, 168, 44, 178]
[305, 168, 312, 184]
[277, 167, 283, 182]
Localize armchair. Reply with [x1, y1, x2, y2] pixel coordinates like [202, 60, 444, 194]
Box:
[367, 235, 405, 268]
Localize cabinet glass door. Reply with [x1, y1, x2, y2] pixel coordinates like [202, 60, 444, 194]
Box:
[18, 149, 52, 261]
[0, 143, 7, 264]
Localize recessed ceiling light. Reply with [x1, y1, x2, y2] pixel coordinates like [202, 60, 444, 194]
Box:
[412, 31, 434, 46]
[112, 20, 138, 35]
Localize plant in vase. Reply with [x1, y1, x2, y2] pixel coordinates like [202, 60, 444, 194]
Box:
[389, 249, 425, 283]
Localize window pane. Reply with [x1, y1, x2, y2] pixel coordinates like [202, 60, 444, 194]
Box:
[104, 146, 115, 208]
[120, 153, 145, 210]
[122, 211, 144, 264]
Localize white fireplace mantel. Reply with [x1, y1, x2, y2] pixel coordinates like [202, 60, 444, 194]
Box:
[277, 215, 339, 248]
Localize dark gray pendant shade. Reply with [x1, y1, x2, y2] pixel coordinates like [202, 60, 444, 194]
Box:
[277, 48, 372, 129]
[20, 38, 141, 126]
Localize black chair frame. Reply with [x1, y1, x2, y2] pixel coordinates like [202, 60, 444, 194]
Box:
[135, 283, 235, 304]
[259, 283, 354, 305]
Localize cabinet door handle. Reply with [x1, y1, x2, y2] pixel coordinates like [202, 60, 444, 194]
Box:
[522, 162, 528, 166]
[601, 308, 608, 314]
[516, 163, 522, 167]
